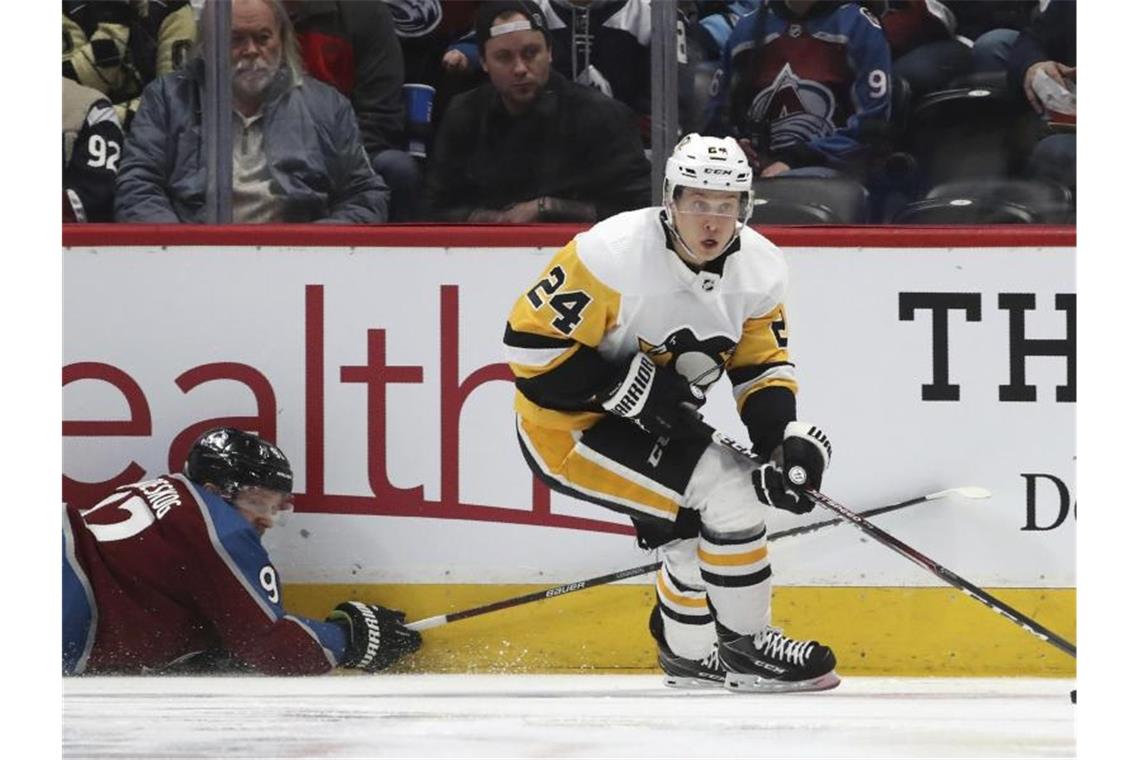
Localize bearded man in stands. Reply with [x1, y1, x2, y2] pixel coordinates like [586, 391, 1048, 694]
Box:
[115, 0, 387, 223]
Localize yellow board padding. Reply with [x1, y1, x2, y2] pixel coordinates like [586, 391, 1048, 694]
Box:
[283, 583, 1075, 676]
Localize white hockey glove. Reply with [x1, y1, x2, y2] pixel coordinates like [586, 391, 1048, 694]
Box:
[327, 601, 422, 673]
[766, 421, 833, 514]
[601, 352, 706, 439]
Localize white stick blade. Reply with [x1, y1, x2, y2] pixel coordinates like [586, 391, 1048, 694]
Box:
[406, 615, 447, 632]
[928, 486, 992, 500]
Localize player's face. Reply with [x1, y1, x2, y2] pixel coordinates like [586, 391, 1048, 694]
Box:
[481, 18, 552, 115]
[232, 486, 294, 535]
[670, 188, 742, 266]
[231, 0, 283, 100]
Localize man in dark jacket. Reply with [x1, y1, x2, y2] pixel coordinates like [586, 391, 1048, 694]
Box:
[422, 0, 650, 223]
[115, 0, 388, 223]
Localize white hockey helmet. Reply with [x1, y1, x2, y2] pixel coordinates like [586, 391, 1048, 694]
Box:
[663, 133, 754, 228]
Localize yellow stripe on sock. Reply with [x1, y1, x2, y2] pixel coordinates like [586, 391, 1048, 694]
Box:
[656, 572, 708, 608]
[698, 544, 768, 567]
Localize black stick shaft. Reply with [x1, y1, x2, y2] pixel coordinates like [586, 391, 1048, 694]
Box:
[767, 493, 929, 541]
[804, 485, 1077, 659]
[406, 563, 660, 631]
[406, 489, 954, 632]
[706, 427, 1076, 659]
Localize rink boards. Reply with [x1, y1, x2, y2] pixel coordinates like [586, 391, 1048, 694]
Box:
[62, 225, 1076, 676]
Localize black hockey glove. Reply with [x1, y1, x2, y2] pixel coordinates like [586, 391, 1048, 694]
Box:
[764, 421, 833, 514]
[751, 464, 812, 514]
[601, 352, 705, 439]
[327, 601, 422, 673]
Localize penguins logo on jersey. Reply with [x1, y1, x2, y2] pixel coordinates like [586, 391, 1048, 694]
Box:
[638, 329, 736, 389]
[385, 0, 442, 38]
[747, 63, 837, 151]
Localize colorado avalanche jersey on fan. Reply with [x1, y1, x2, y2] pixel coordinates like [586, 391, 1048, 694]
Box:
[504, 207, 797, 455]
[62, 474, 346, 675]
[706, 1, 891, 167]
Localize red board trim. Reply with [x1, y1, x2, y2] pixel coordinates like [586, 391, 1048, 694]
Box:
[63, 223, 1076, 249]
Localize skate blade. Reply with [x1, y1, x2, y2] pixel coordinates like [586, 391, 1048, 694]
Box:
[723, 670, 841, 694]
[663, 675, 725, 689]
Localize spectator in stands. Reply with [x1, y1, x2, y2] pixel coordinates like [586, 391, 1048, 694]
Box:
[947, 1, 1038, 76]
[63, 78, 125, 223]
[422, 0, 651, 222]
[1007, 0, 1075, 191]
[63, 1, 197, 131]
[706, 1, 892, 180]
[870, 1, 966, 96]
[534, 0, 652, 139]
[287, 1, 421, 220]
[388, 1, 486, 122]
[436, 1, 658, 137]
[686, 1, 759, 62]
[676, 3, 760, 136]
[115, 0, 388, 223]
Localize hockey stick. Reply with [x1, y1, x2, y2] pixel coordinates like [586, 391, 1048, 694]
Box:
[406, 562, 658, 632]
[766, 485, 989, 541]
[405, 486, 987, 632]
[705, 428, 1077, 659]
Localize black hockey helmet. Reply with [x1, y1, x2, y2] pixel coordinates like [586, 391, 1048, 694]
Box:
[183, 427, 293, 499]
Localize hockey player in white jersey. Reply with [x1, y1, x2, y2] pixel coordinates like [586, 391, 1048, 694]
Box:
[504, 133, 839, 693]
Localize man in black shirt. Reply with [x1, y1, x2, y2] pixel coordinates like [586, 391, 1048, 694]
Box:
[422, 0, 650, 222]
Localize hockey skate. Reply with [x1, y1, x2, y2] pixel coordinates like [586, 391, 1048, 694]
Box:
[658, 642, 726, 689]
[648, 604, 725, 688]
[718, 626, 840, 693]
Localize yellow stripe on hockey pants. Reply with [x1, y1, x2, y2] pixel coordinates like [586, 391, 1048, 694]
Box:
[516, 417, 681, 522]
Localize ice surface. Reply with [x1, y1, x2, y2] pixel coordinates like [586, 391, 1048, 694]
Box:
[63, 674, 1074, 758]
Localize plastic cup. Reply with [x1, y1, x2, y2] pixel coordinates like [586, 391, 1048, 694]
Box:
[403, 83, 436, 158]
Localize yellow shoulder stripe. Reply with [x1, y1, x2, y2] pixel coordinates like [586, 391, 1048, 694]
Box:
[507, 240, 621, 348]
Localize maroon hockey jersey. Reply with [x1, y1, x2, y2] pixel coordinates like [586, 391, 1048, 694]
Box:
[63, 474, 347, 674]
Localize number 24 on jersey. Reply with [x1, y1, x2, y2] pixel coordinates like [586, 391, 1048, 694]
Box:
[526, 265, 593, 336]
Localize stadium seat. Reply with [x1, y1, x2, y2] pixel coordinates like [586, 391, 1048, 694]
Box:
[889, 74, 913, 136]
[749, 177, 869, 224]
[945, 70, 1009, 92]
[905, 85, 1036, 185]
[891, 197, 1036, 224]
[925, 178, 1073, 223]
[890, 178, 1073, 224]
